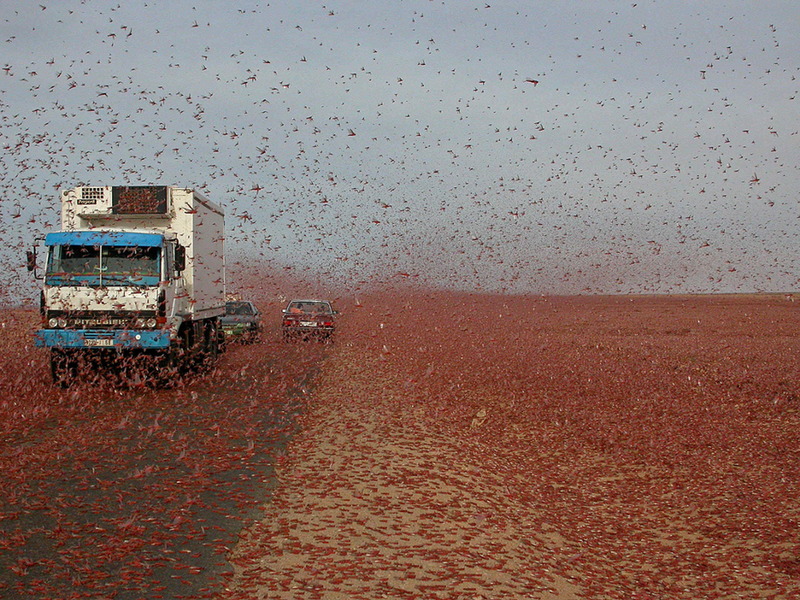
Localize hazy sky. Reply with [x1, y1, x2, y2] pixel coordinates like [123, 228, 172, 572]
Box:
[1, 0, 798, 301]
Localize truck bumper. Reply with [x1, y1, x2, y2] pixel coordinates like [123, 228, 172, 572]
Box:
[35, 329, 171, 350]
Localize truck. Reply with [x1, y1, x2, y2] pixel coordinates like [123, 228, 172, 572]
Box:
[27, 186, 225, 387]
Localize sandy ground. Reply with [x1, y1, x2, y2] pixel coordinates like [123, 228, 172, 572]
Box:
[2, 293, 797, 599]
[225, 347, 581, 599]
[221, 293, 800, 600]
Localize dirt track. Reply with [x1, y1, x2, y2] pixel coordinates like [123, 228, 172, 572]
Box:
[224, 293, 800, 599]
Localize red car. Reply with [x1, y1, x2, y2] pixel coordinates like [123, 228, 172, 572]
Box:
[281, 299, 337, 341]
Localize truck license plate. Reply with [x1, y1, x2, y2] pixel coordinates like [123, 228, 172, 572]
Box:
[85, 338, 114, 347]
[300, 321, 316, 327]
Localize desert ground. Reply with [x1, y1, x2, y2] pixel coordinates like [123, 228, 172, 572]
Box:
[222, 292, 800, 599]
[1, 292, 799, 599]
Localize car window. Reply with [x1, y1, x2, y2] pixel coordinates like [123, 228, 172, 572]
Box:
[227, 302, 254, 315]
[287, 301, 333, 314]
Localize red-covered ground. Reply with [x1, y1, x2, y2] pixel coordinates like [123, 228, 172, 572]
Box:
[2, 292, 799, 599]
[0, 306, 325, 599]
[225, 292, 800, 599]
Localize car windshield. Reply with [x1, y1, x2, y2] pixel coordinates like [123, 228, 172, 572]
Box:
[226, 302, 254, 315]
[288, 301, 331, 314]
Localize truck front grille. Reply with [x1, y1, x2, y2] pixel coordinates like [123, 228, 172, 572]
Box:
[50, 311, 156, 330]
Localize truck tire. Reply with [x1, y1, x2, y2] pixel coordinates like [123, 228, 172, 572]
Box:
[178, 324, 194, 374]
[201, 319, 219, 370]
[51, 349, 76, 388]
[154, 348, 180, 386]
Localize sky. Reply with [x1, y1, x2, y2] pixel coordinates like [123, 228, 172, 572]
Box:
[1, 0, 798, 302]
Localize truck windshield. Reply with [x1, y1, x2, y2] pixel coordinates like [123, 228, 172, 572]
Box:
[46, 245, 161, 286]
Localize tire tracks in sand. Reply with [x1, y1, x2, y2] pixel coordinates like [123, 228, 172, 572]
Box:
[224, 344, 579, 599]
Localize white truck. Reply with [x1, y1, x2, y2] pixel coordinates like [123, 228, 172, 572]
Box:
[28, 186, 225, 386]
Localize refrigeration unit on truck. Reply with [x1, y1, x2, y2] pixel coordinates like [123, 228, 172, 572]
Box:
[27, 186, 225, 386]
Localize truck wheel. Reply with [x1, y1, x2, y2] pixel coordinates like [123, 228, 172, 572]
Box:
[217, 327, 227, 352]
[202, 320, 219, 369]
[51, 349, 76, 388]
[155, 348, 180, 386]
[178, 325, 194, 374]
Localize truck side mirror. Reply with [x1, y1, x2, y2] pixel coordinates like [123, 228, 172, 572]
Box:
[26, 250, 36, 272]
[26, 249, 42, 279]
[175, 244, 186, 272]
[26, 240, 43, 280]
